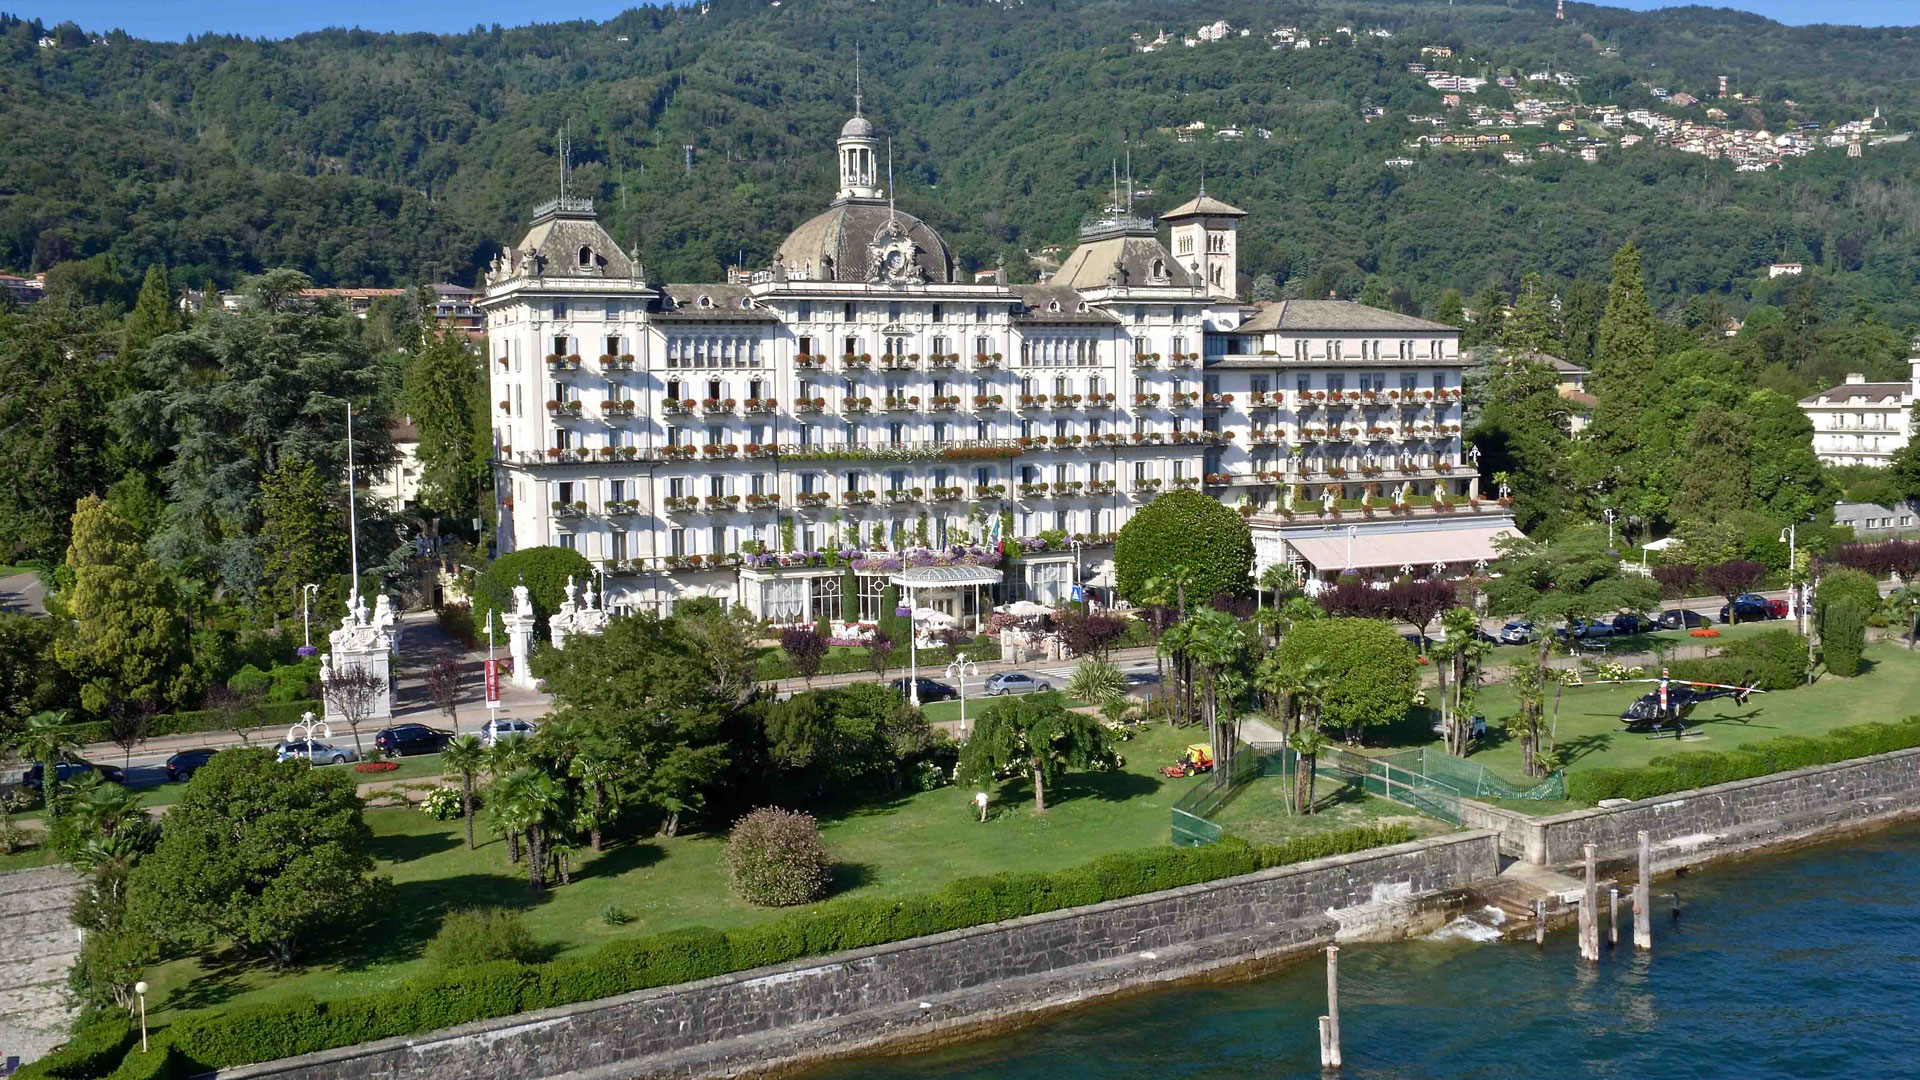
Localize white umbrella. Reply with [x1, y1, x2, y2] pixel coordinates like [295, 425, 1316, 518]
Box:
[1001, 600, 1053, 617]
[913, 607, 957, 627]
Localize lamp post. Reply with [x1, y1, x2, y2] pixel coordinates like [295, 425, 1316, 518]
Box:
[1344, 525, 1359, 576]
[134, 981, 148, 1052]
[1780, 524, 1800, 631]
[903, 583, 920, 707]
[289, 711, 332, 764]
[301, 582, 321, 651]
[1067, 537, 1085, 604]
[1604, 508, 1617, 551]
[946, 652, 981, 738]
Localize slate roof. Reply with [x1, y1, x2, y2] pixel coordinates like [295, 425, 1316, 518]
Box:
[1161, 194, 1247, 218]
[1050, 234, 1192, 291]
[1234, 299, 1454, 333]
[512, 207, 640, 280]
[654, 284, 781, 322]
[775, 201, 955, 284]
[1800, 381, 1912, 405]
[1010, 285, 1121, 324]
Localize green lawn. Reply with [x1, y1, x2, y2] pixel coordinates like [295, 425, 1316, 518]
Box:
[142, 724, 1214, 1021]
[0, 841, 61, 873]
[1382, 641, 1920, 796]
[921, 695, 1090, 724]
[1211, 778, 1452, 847]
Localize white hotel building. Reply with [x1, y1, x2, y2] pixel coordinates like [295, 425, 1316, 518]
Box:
[483, 106, 1518, 625]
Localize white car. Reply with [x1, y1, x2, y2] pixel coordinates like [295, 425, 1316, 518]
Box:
[480, 718, 538, 747]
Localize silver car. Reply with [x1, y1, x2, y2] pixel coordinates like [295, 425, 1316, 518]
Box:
[480, 718, 538, 747]
[274, 739, 358, 765]
[983, 672, 1053, 696]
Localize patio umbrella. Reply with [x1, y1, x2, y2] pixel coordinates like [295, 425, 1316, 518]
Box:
[913, 607, 957, 626]
[1001, 600, 1053, 618]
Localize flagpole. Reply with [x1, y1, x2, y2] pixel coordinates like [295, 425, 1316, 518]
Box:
[347, 403, 360, 601]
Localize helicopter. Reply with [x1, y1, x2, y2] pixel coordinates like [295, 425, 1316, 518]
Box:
[1594, 667, 1766, 738]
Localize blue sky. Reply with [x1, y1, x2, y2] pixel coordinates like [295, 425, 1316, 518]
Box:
[32, 0, 1917, 41]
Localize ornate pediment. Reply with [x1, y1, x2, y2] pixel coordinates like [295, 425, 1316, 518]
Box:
[867, 218, 930, 286]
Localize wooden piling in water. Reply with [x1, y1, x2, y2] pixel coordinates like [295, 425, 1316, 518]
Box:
[1579, 843, 1600, 962]
[1609, 886, 1620, 946]
[1320, 945, 1342, 1069]
[1634, 830, 1653, 952]
[1534, 898, 1546, 946]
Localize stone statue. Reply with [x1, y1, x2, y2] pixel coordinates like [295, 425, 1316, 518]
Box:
[1322, 487, 1337, 513]
[513, 583, 533, 618]
[351, 591, 370, 626]
[559, 575, 579, 615]
[584, 582, 599, 611]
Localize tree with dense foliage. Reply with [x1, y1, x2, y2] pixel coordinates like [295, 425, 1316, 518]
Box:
[1114, 489, 1252, 605]
[1484, 527, 1659, 664]
[1471, 357, 1574, 536]
[535, 612, 737, 837]
[54, 496, 192, 718]
[1502, 273, 1559, 354]
[1503, 658, 1553, 777]
[1271, 618, 1417, 744]
[1698, 560, 1767, 625]
[1065, 656, 1127, 716]
[1821, 598, 1867, 677]
[1433, 606, 1491, 757]
[958, 692, 1110, 812]
[403, 328, 490, 523]
[778, 624, 828, 685]
[1054, 607, 1131, 659]
[1652, 563, 1698, 601]
[1815, 568, 1883, 632]
[0, 614, 75, 727]
[472, 545, 594, 638]
[763, 682, 929, 796]
[256, 456, 348, 622]
[126, 748, 377, 966]
[0, 299, 120, 565]
[121, 264, 180, 354]
[726, 807, 833, 907]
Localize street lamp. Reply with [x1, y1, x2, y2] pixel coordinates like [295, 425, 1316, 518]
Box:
[946, 652, 981, 738]
[134, 981, 148, 1051]
[1344, 525, 1359, 576]
[301, 583, 321, 653]
[1067, 537, 1085, 604]
[902, 584, 921, 707]
[1780, 524, 1801, 631]
[1604, 508, 1618, 552]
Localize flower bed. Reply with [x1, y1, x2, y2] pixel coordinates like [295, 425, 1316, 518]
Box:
[354, 760, 400, 774]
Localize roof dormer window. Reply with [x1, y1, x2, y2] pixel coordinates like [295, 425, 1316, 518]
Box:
[1076, 301, 1090, 313]
[578, 245, 594, 268]
[697, 295, 714, 309]
[1047, 299, 1062, 312]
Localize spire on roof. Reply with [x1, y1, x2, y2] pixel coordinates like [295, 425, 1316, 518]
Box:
[854, 42, 864, 117]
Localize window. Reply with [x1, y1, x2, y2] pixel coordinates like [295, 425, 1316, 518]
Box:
[843, 302, 856, 321]
[798, 301, 812, 321]
[557, 533, 577, 551]
[552, 334, 569, 356]
[1401, 372, 1417, 392]
[609, 479, 626, 502]
[605, 335, 621, 356]
[931, 304, 944, 323]
[888, 302, 902, 321]
[975, 335, 991, 357]
[1328, 373, 1346, 393]
[552, 301, 568, 319]
[577, 245, 594, 268]
[1251, 375, 1269, 395]
[610, 532, 628, 561]
[1432, 373, 1446, 390]
[669, 529, 687, 556]
[1296, 374, 1310, 394]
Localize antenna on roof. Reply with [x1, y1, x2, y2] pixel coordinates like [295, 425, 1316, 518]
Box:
[854, 42, 864, 117]
[1111, 159, 1119, 210]
[559, 120, 573, 202]
[887, 138, 896, 222]
[1125, 149, 1134, 212]
[1198, 160, 1207, 199]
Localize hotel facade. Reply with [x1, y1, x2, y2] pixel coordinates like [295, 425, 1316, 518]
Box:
[484, 106, 1517, 626]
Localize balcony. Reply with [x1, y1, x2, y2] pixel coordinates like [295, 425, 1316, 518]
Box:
[743, 493, 781, 510]
[545, 400, 584, 418]
[879, 353, 917, 371]
[605, 499, 643, 515]
[972, 394, 1006, 410]
[841, 353, 873, 370]
[662, 399, 695, 416]
[603, 400, 637, 420]
[796, 354, 828, 370]
[843, 490, 877, 506]
[701, 398, 736, 415]
[742, 443, 778, 460]
[884, 488, 920, 505]
[1130, 479, 1164, 497]
[1170, 476, 1201, 490]
[704, 495, 741, 512]
[928, 395, 961, 412]
[1131, 353, 1159, 368]
[700, 444, 738, 460]
[973, 353, 1002, 369]
[1167, 353, 1201, 369]
[973, 484, 1008, 500]
[795, 397, 826, 414]
[1249, 429, 1287, 445]
[1204, 393, 1235, 409]
[743, 398, 778, 415]
[600, 353, 637, 371]
[793, 491, 832, 508]
[928, 486, 965, 502]
[545, 354, 583, 372]
[550, 500, 589, 518]
[842, 397, 874, 414]
[929, 353, 963, 368]
[883, 396, 919, 412]
[1249, 391, 1284, 409]
[1132, 393, 1163, 408]
[511, 448, 658, 467]
[663, 495, 699, 513]
[1168, 392, 1201, 408]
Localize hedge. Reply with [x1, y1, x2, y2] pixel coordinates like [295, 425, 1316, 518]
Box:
[754, 640, 1002, 681]
[58, 700, 321, 745]
[1668, 630, 1810, 692]
[1568, 716, 1920, 803]
[11, 1019, 134, 1080]
[151, 825, 1412, 1076]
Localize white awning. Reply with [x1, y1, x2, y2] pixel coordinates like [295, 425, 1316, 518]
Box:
[1285, 522, 1521, 573]
[889, 565, 1003, 588]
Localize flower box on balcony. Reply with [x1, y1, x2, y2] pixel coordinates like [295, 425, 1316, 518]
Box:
[663, 399, 695, 415]
[664, 496, 698, 512]
[930, 486, 964, 501]
[974, 353, 1002, 367]
[843, 397, 873, 413]
[796, 397, 826, 413]
[930, 396, 959, 411]
[742, 444, 776, 459]
[1204, 393, 1234, 407]
[880, 354, 914, 370]
[930, 353, 961, 367]
[1019, 484, 1048, 498]
[973, 484, 1007, 499]
[1171, 477, 1200, 489]
[701, 398, 736, 414]
[973, 394, 1004, 409]
[844, 491, 876, 505]
[704, 495, 740, 511]
[702, 444, 738, 459]
[662, 445, 697, 460]
[744, 398, 777, 414]
[797, 354, 825, 369]
[1133, 393, 1161, 407]
[883, 396, 918, 412]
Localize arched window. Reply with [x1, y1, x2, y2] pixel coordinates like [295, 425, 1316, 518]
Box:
[578, 246, 594, 268]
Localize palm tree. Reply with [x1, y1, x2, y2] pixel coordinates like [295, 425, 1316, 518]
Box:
[1184, 608, 1251, 774]
[441, 734, 487, 849]
[498, 767, 565, 891]
[66, 774, 144, 842]
[1885, 586, 1920, 651]
[1066, 656, 1127, 714]
[567, 749, 621, 852]
[1434, 606, 1492, 756]
[485, 739, 533, 862]
[1158, 616, 1201, 728]
[1291, 726, 1331, 815]
[17, 711, 76, 821]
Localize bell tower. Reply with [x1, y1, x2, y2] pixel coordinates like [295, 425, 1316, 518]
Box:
[1162, 180, 1247, 300]
[836, 48, 884, 202]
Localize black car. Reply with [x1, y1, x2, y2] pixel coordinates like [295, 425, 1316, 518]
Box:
[1655, 608, 1711, 630]
[889, 676, 959, 703]
[1720, 597, 1777, 623]
[21, 758, 125, 790]
[374, 724, 455, 757]
[1610, 613, 1653, 636]
[165, 748, 218, 782]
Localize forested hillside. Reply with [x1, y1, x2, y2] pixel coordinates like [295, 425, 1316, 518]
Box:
[3, 0, 1918, 331]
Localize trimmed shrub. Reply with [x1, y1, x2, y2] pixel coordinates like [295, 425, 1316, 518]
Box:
[1568, 717, 1920, 803]
[1113, 488, 1254, 604]
[11, 1019, 135, 1080]
[158, 825, 1411, 1076]
[425, 909, 540, 969]
[1815, 568, 1880, 631]
[1822, 598, 1867, 677]
[55, 699, 320, 745]
[726, 808, 833, 907]
[1669, 629, 1810, 691]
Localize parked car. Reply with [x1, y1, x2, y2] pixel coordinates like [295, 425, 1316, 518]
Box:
[1554, 618, 1614, 641]
[1498, 621, 1539, 645]
[1719, 595, 1779, 623]
[983, 672, 1053, 696]
[165, 748, 218, 782]
[1610, 613, 1654, 636]
[889, 676, 959, 703]
[375, 724, 455, 757]
[479, 718, 538, 747]
[274, 739, 357, 765]
[1655, 608, 1711, 630]
[1401, 631, 1438, 653]
[20, 758, 124, 790]
[1430, 713, 1489, 739]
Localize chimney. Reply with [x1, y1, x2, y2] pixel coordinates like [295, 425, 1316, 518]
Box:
[1844, 373, 1866, 384]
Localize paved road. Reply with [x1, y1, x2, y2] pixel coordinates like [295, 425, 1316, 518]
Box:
[0, 571, 46, 617]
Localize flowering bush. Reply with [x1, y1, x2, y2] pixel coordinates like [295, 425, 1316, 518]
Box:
[910, 760, 952, 791]
[421, 786, 465, 820]
[355, 760, 399, 774]
[726, 808, 834, 907]
[1690, 628, 1721, 639]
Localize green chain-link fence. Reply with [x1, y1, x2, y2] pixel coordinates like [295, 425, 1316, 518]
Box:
[1371, 746, 1566, 801]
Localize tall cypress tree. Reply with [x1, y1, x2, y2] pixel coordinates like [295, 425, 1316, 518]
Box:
[258, 457, 349, 621]
[122, 264, 180, 354]
[403, 326, 488, 522]
[1594, 242, 1656, 392]
[1434, 289, 1466, 329]
[54, 496, 191, 716]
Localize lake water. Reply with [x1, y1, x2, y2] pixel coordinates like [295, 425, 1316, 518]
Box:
[800, 824, 1920, 1079]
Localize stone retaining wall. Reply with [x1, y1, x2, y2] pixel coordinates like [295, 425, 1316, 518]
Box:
[1, 865, 83, 1068]
[1474, 746, 1920, 867]
[214, 832, 1499, 1080]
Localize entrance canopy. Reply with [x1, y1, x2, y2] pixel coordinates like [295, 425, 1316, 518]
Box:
[888, 565, 1004, 589]
[1286, 522, 1520, 574]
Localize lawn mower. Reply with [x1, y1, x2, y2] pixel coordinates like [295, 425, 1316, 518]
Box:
[1159, 743, 1214, 778]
